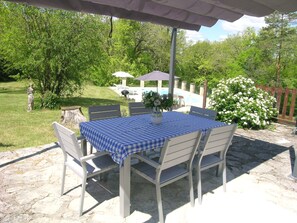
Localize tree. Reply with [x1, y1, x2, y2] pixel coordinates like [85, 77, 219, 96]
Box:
[177, 34, 248, 88]
[90, 19, 174, 86]
[177, 41, 215, 86]
[0, 3, 107, 107]
[0, 2, 19, 81]
[0, 57, 18, 81]
[257, 11, 297, 87]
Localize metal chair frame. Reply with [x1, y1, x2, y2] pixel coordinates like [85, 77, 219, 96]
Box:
[131, 131, 202, 223]
[189, 106, 217, 120]
[128, 102, 151, 116]
[52, 122, 118, 216]
[194, 124, 237, 204]
[88, 104, 121, 153]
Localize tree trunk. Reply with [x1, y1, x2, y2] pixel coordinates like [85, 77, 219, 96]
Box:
[61, 106, 86, 129]
[275, 14, 284, 87]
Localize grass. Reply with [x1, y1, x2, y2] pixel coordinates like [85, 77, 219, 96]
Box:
[0, 81, 129, 152]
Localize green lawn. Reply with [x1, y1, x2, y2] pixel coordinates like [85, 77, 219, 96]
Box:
[0, 82, 129, 152]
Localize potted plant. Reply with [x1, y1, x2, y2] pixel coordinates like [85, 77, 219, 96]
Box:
[142, 91, 173, 124]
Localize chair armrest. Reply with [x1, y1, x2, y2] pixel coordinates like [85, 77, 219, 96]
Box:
[77, 136, 87, 155]
[80, 151, 110, 162]
[77, 135, 85, 141]
[132, 153, 160, 169]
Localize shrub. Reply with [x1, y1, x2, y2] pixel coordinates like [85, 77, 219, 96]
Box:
[41, 91, 60, 109]
[209, 76, 278, 129]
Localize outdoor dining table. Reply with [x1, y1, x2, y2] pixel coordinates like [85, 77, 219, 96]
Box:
[79, 111, 226, 218]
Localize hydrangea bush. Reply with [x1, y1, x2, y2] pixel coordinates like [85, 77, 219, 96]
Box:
[209, 76, 278, 129]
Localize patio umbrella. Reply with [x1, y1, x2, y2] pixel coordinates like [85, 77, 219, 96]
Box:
[136, 70, 179, 92]
[112, 71, 133, 86]
[136, 71, 179, 81]
[112, 71, 134, 78]
[9, 1, 297, 32]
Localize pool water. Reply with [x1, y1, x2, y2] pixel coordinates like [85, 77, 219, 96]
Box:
[142, 87, 203, 107]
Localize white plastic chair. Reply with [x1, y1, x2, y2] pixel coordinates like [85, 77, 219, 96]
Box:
[189, 106, 217, 120]
[52, 122, 118, 216]
[131, 131, 202, 223]
[194, 124, 237, 204]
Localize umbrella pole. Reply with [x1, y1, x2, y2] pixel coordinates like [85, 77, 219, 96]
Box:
[169, 28, 177, 99]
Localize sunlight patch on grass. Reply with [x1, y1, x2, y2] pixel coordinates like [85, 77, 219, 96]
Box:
[0, 82, 129, 151]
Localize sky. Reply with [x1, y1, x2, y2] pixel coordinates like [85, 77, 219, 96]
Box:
[185, 15, 267, 43]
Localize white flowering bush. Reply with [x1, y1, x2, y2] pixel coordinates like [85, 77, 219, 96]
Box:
[209, 76, 278, 129]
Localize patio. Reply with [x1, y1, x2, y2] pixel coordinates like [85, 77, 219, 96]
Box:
[0, 123, 296, 223]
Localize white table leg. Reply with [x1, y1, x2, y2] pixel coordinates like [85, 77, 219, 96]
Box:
[120, 156, 131, 218]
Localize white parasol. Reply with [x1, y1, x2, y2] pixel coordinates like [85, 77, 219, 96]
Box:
[112, 71, 134, 86]
[112, 71, 134, 78]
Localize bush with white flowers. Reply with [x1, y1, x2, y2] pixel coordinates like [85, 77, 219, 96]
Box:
[209, 76, 278, 129]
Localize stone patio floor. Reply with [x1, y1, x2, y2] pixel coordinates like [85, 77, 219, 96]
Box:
[1, 123, 297, 223]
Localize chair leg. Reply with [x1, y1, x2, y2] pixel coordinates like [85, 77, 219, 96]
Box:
[156, 185, 164, 223]
[223, 163, 226, 192]
[216, 163, 224, 177]
[197, 169, 202, 204]
[217, 152, 224, 176]
[188, 171, 194, 207]
[61, 164, 66, 196]
[79, 176, 87, 216]
[90, 145, 93, 154]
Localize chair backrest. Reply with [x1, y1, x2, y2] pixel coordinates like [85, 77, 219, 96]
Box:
[129, 102, 152, 116]
[52, 122, 83, 160]
[88, 104, 121, 121]
[201, 124, 237, 157]
[159, 131, 202, 170]
[189, 106, 217, 120]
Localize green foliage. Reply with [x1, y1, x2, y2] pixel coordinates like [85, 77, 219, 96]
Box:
[110, 20, 172, 77]
[0, 3, 179, 97]
[0, 57, 18, 81]
[81, 19, 175, 87]
[0, 3, 108, 107]
[177, 41, 214, 86]
[176, 30, 260, 88]
[42, 91, 59, 109]
[177, 15, 297, 90]
[209, 76, 278, 129]
[1, 2, 297, 99]
[256, 11, 297, 87]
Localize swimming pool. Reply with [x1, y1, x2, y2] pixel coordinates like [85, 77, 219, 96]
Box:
[142, 87, 203, 107]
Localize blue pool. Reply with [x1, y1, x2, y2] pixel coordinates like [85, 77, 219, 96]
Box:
[142, 87, 202, 107]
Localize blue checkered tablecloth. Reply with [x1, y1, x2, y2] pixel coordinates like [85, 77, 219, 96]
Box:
[80, 111, 226, 165]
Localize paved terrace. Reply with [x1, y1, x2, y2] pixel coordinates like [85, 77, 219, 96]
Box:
[1, 124, 297, 223]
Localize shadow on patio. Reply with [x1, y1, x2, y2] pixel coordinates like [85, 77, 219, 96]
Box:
[0, 123, 296, 223]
